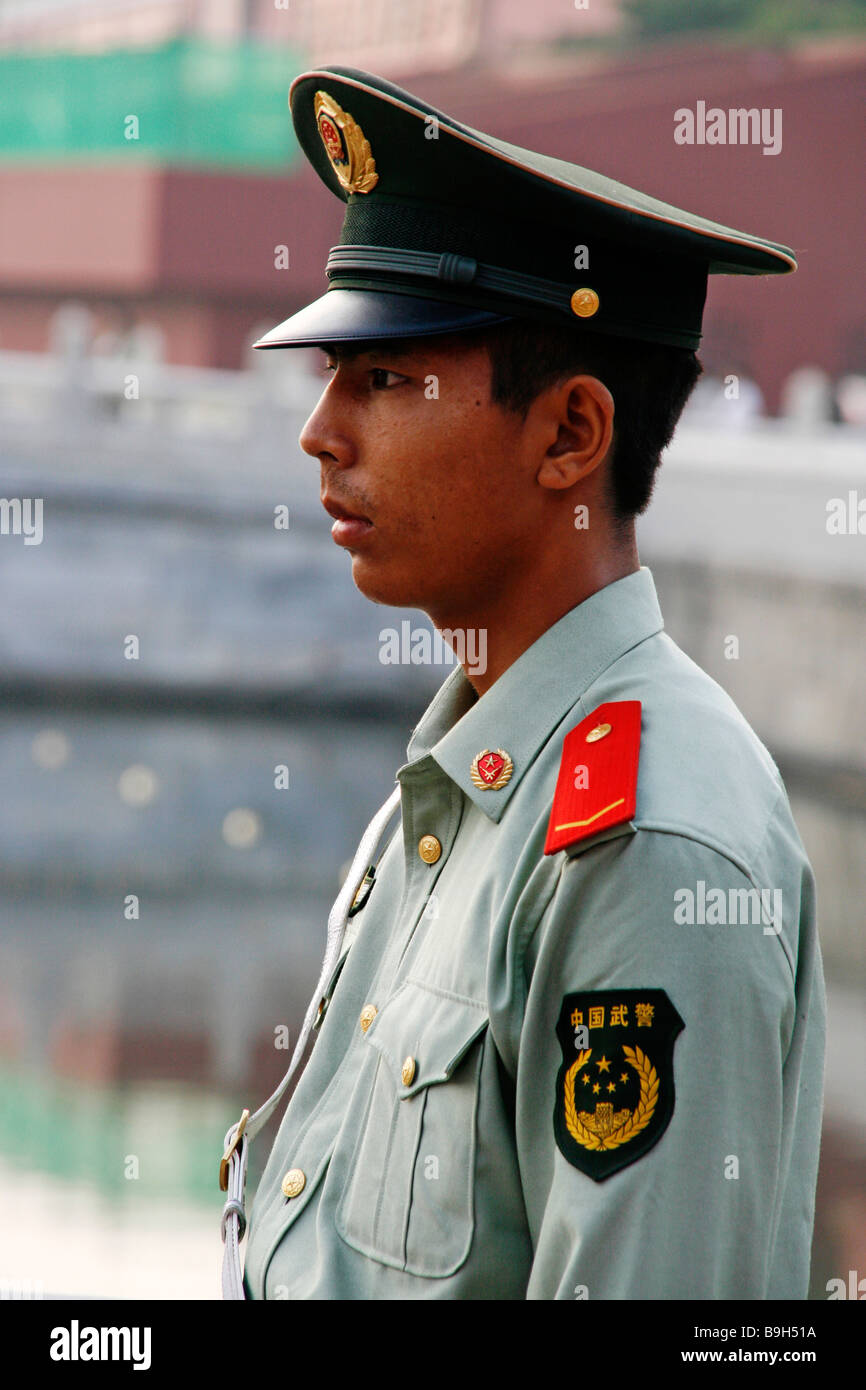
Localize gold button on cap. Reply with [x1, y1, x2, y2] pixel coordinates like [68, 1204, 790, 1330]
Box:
[571, 287, 600, 319]
[401, 1056, 416, 1086]
[281, 1168, 306, 1199]
[585, 722, 612, 743]
[418, 834, 442, 864]
[359, 1003, 378, 1033]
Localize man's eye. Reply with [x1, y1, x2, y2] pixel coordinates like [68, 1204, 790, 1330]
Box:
[369, 368, 404, 389]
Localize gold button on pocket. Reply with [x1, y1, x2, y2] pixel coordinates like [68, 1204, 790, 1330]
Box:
[336, 979, 489, 1278]
[281, 1168, 306, 1199]
[418, 834, 442, 864]
[360, 1003, 378, 1033]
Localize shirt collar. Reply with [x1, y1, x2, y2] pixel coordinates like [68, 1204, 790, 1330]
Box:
[404, 566, 664, 822]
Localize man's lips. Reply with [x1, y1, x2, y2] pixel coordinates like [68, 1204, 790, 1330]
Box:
[321, 494, 371, 524]
[321, 494, 374, 547]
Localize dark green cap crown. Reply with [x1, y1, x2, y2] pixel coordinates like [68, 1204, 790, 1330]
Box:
[255, 65, 796, 352]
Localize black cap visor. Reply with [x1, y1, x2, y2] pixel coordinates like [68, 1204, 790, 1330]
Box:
[253, 288, 510, 349]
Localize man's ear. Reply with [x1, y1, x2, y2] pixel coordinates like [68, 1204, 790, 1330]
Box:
[535, 374, 615, 491]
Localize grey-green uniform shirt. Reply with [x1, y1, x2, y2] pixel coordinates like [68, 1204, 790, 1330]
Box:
[242, 566, 825, 1300]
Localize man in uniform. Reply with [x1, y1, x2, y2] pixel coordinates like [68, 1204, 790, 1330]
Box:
[219, 66, 825, 1300]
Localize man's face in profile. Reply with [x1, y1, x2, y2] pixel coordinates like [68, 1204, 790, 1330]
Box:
[300, 333, 553, 618]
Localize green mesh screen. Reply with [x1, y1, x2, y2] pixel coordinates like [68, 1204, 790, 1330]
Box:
[0, 38, 302, 169]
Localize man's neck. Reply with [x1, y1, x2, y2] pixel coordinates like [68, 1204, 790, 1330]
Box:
[427, 541, 641, 698]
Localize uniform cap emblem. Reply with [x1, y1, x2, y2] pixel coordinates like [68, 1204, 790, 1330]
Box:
[470, 749, 513, 791]
[314, 91, 378, 195]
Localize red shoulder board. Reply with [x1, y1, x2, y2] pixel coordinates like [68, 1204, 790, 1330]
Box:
[543, 700, 641, 855]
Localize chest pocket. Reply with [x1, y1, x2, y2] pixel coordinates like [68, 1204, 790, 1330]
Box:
[334, 978, 488, 1278]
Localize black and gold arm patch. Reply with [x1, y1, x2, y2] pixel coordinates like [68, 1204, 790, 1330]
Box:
[554, 989, 684, 1182]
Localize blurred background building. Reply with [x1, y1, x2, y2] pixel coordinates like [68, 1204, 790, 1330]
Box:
[0, 0, 864, 1299]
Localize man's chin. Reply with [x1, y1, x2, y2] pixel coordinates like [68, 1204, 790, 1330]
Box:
[348, 555, 427, 610]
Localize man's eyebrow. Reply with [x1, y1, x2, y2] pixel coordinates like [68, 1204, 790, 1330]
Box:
[319, 342, 418, 364]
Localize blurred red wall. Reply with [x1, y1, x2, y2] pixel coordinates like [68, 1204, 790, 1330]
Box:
[1, 40, 863, 404]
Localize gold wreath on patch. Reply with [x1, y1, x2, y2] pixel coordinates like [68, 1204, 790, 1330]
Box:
[564, 1045, 659, 1152]
[314, 91, 378, 195]
[470, 749, 514, 791]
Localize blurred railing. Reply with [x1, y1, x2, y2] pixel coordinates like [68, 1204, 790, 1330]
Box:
[0, 335, 864, 1095]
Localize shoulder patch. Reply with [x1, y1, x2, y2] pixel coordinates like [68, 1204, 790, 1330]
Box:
[543, 700, 641, 855]
[554, 989, 684, 1181]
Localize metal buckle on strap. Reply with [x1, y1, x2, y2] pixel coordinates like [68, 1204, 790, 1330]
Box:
[219, 1108, 250, 1192]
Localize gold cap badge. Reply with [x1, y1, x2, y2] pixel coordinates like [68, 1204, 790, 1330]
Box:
[314, 91, 378, 195]
[470, 749, 514, 791]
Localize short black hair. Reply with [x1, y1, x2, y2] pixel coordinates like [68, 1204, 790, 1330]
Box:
[474, 319, 702, 521]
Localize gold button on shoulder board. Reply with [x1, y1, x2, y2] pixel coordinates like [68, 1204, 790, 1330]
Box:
[571, 287, 600, 318]
[401, 1056, 416, 1086]
[281, 1168, 306, 1199]
[418, 834, 442, 864]
[359, 1003, 378, 1032]
[585, 721, 612, 743]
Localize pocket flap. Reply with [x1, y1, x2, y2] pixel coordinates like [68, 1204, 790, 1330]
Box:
[365, 978, 488, 1099]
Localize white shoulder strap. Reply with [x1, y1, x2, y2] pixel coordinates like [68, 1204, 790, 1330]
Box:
[219, 784, 402, 1299]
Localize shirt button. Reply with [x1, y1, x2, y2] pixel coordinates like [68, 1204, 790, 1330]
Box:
[401, 1056, 417, 1086]
[281, 1168, 306, 1199]
[359, 1003, 378, 1032]
[418, 834, 442, 864]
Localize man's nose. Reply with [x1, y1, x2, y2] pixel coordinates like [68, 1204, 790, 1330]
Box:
[299, 389, 356, 468]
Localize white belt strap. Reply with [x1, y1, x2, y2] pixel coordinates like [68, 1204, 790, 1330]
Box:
[219, 783, 403, 1300]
